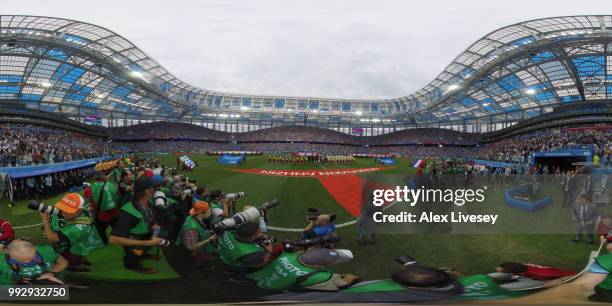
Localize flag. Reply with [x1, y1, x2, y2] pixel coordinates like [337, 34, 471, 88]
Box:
[412, 159, 426, 168]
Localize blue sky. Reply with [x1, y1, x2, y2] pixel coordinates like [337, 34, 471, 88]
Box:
[7, 0, 612, 99]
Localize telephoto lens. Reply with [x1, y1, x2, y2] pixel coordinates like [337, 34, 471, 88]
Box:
[224, 191, 245, 200]
[260, 198, 279, 210]
[153, 190, 167, 207]
[27, 200, 62, 216]
[396, 255, 418, 266]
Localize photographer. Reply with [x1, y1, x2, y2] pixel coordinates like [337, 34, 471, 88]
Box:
[247, 247, 359, 291]
[217, 222, 275, 270]
[193, 185, 208, 202]
[109, 159, 125, 184]
[39, 193, 104, 272]
[87, 171, 119, 244]
[176, 201, 219, 266]
[0, 240, 68, 285]
[116, 169, 134, 206]
[109, 176, 169, 274]
[0, 218, 15, 252]
[208, 189, 233, 218]
[304, 213, 336, 240]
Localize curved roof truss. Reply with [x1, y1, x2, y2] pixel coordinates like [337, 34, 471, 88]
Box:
[0, 15, 612, 124]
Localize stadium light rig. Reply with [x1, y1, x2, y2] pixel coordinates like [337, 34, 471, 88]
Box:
[525, 88, 536, 95]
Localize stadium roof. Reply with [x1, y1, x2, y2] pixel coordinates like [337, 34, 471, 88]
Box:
[1, 15, 612, 124]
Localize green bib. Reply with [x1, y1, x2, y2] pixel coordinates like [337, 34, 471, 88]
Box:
[0, 245, 58, 284]
[595, 253, 612, 290]
[210, 201, 222, 210]
[455, 274, 525, 300]
[217, 231, 263, 268]
[92, 181, 118, 211]
[120, 202, 151, 236]
[247, 252, 333, 291]
[176, 216, 216, 253]
[58, 216, 104, 256]
[341, 274, 525, 301]
[341, 279, 405, 293]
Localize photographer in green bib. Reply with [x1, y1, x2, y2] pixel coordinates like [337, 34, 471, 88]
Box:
[39, 193, 104, 272]
[87, 171, 119, 244]
[110, 159, 125, 184]
[264, 255, 526, 303]
[247, 246, 360, 291]
[217, 222, 275, 271]
[207, 189, 234, 218]
[176, 201, 219, 267]
[116, 169, 134, 207]
[0, 240, 68, 285]
[109, 176, 171, 274]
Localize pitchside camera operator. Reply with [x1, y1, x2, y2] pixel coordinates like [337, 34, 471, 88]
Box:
[303, 209, 337, 241]
[38, 193, 104, 272]
[109, 176, 170, 274]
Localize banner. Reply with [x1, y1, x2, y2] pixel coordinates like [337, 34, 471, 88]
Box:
[217, 154, 245, 165]
[0, 156, 111, 179]
[376, 157, 397, 165]
[179, 155, 196, 170]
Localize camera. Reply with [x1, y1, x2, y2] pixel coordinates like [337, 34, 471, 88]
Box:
[396, 255, 417, 266]
[153, 190, 167, 207]
[222, 191, 245, 200]
[256, 236, 277, 246]
[28, 200, 62, 217]
[307, 208, 336, 223]
[283, 233, 340, 252]
[181, 187, 197, 197]
[213, 199, 279, 233]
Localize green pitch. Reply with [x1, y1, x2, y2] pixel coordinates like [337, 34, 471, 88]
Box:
[1, 154, 605, 282]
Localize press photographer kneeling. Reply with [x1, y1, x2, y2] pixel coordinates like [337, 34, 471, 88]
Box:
[216, 201, 360, 291]
[217, 200, 280, 271]
[246, 235, 360, 291]
[176, 201, 219, 267]
[109, 176, 171, 274]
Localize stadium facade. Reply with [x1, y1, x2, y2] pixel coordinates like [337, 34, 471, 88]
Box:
[0, 15, 612, 135]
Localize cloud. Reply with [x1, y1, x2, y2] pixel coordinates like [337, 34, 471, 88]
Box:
[6, 0, 612, 99]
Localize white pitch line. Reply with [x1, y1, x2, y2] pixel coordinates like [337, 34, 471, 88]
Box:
[13, 222, 43, 229]
[268, 219, 357, 232]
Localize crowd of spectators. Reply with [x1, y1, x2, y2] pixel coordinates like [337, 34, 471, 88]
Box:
[107, 122, 479, 146]
[10, 167, 95, 203]
[0, 124, 110, 167]
[1, 122, 610, 169]
[473, 128, 611, 164]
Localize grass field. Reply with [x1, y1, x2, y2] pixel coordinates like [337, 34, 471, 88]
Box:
[1, 154, 607, 282]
